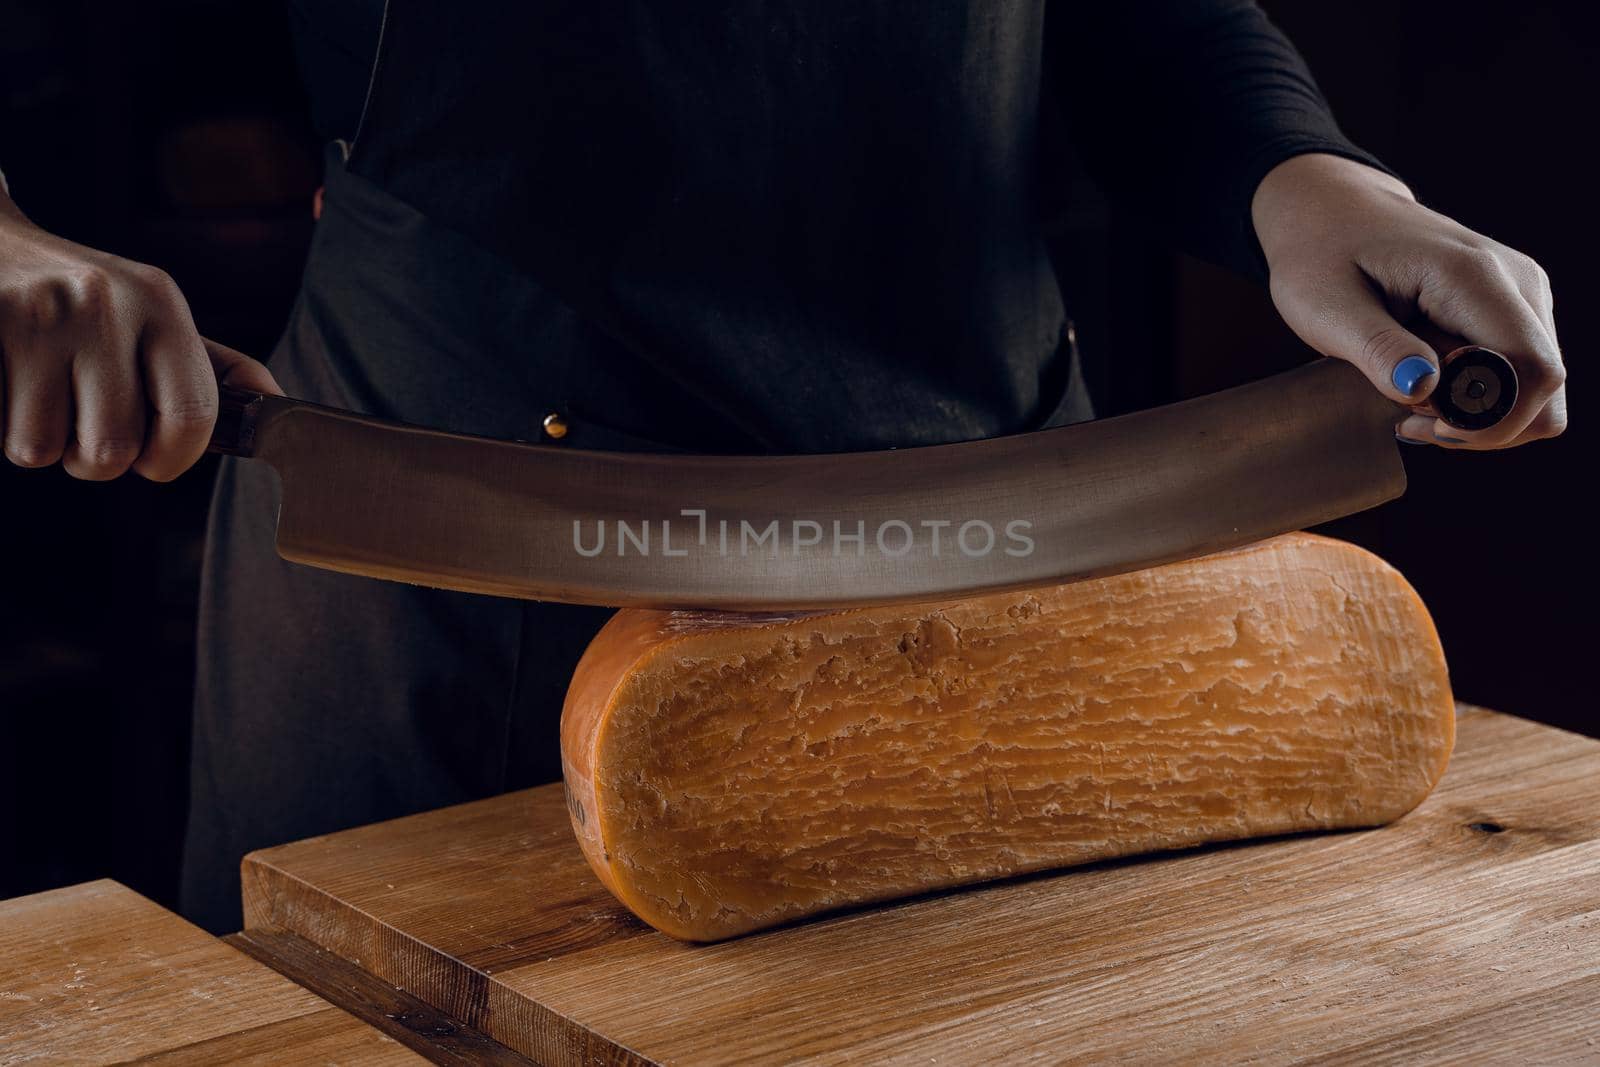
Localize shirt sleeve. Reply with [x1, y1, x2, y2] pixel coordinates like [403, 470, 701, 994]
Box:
[1044, 0, 1397, 280]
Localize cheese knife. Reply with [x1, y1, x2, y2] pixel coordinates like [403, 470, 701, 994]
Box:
[207, 348, 1515, 610]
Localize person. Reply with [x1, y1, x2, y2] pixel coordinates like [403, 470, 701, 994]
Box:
[0, 1, 1567, 933]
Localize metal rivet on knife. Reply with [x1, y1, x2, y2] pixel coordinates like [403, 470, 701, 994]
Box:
[542, 413, 569, 440]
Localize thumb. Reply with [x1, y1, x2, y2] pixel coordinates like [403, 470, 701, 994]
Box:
[203, 337, 285, 397]
[1271, 268, 1440, 405]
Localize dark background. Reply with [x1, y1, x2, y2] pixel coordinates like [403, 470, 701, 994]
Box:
[2, 1, 1594, 915]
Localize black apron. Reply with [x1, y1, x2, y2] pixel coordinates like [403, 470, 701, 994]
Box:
[182, 0, 1094, 932]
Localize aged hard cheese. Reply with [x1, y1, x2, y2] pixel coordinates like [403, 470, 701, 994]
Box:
[560, 533, 1455, 942]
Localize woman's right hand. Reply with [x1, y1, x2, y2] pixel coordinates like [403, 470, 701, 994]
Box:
[0, 196, 281, 481]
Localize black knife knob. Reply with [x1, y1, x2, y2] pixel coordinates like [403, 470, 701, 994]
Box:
[1432, 346, 1518, 431]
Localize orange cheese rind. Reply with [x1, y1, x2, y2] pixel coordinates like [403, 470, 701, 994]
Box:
[560, 533, 1455, 941]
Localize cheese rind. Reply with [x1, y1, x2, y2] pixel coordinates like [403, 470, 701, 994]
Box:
[560, 534, 1455, 942]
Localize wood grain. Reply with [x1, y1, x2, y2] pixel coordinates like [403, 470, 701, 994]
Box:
[226, 927, 534, 1066]
[0, 880, 420, 1066]
[242, 707, 1600, 1065]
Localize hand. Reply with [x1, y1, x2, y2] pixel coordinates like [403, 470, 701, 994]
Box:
[0, 196, 282, 481]
[1251, 153, 1566, 449]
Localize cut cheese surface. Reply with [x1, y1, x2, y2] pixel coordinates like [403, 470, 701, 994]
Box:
[560, 533, 1455, 942]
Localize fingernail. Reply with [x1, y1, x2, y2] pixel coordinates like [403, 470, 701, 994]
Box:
[1392, 356, 1437, 398]
[1437, 434, 1468, 444]
[1394, 433, 1430, 446]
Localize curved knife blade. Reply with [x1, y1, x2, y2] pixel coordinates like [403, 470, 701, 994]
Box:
[213, 358, 1407, 610]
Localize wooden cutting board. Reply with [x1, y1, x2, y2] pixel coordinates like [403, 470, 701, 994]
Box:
[0, 880, 420, 1065]
[240, 706, 1600, 1065]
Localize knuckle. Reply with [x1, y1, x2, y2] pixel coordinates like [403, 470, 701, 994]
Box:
[1504, 247, 1552, 295]
[160, 397, 219, 432]
[1, 269, 116, 332]
[1529, 260, 1554, 303]
[9, 278, 72, 330]
[0, 279, 24, 316]
[1359, 324, 1416, 370]
[1538, 360, 1568, 393]
[1517, 354, 1567, 397]
[1449, 246, 1502, 281]
[77, 436, 143, 470]
[5, 437, 64, 468]
[65, 265, 116, 308]
[130, 264, 183, 304]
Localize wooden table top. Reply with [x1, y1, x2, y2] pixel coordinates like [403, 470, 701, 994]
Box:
[241, 706, 1600, 1065]
[0, 879, 422, 1066]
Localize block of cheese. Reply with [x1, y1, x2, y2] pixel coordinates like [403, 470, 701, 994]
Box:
[560, 533, 1455, 942]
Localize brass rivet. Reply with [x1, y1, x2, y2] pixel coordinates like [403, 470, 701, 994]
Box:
[542, 412, 569, 440]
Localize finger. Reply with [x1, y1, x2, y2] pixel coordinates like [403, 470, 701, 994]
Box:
[1508, 287, 1566, 445]
[1503, 257, 1561, 397]
[131, 306, 217, 482]
[1395, 413, 1473, 449]
[1396, 382, 1567, 450]
[61, 335, 146, 481]
[1517, 383, 1568, 443]
[1416, 254, 1565, 446]
[1415, 294, 1563, 450]
[1507, 252, 1558, 340]
[1271, 265, 1441, 405]
[1510, 271, 1566, 433]
[1522, 280, 1557, 340]
[3, 344, 71, 467]
[205, 337, 283, 396]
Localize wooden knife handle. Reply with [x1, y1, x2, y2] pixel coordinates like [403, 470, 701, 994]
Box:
[209, 386, 268, 457]
[1430, 346, 1519, 431]
[1401, 316, 1519, 432]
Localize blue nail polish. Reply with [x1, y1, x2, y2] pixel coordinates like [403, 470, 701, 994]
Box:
[1392, 355, 1437, 398]
[1394, 434, 1429, 446]
[1437, 434, 1467, 444]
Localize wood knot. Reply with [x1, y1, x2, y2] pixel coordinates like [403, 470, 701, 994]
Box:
[1467, 820, 1506, 834]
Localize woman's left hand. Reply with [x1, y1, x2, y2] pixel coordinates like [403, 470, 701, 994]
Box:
[1251, 152, 1566, 449]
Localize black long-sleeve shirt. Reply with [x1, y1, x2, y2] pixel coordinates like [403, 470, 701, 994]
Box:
[288, 0, 1383, 282]
[280, 0, 1387, 451]
[1048, 1, 1390, 277]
